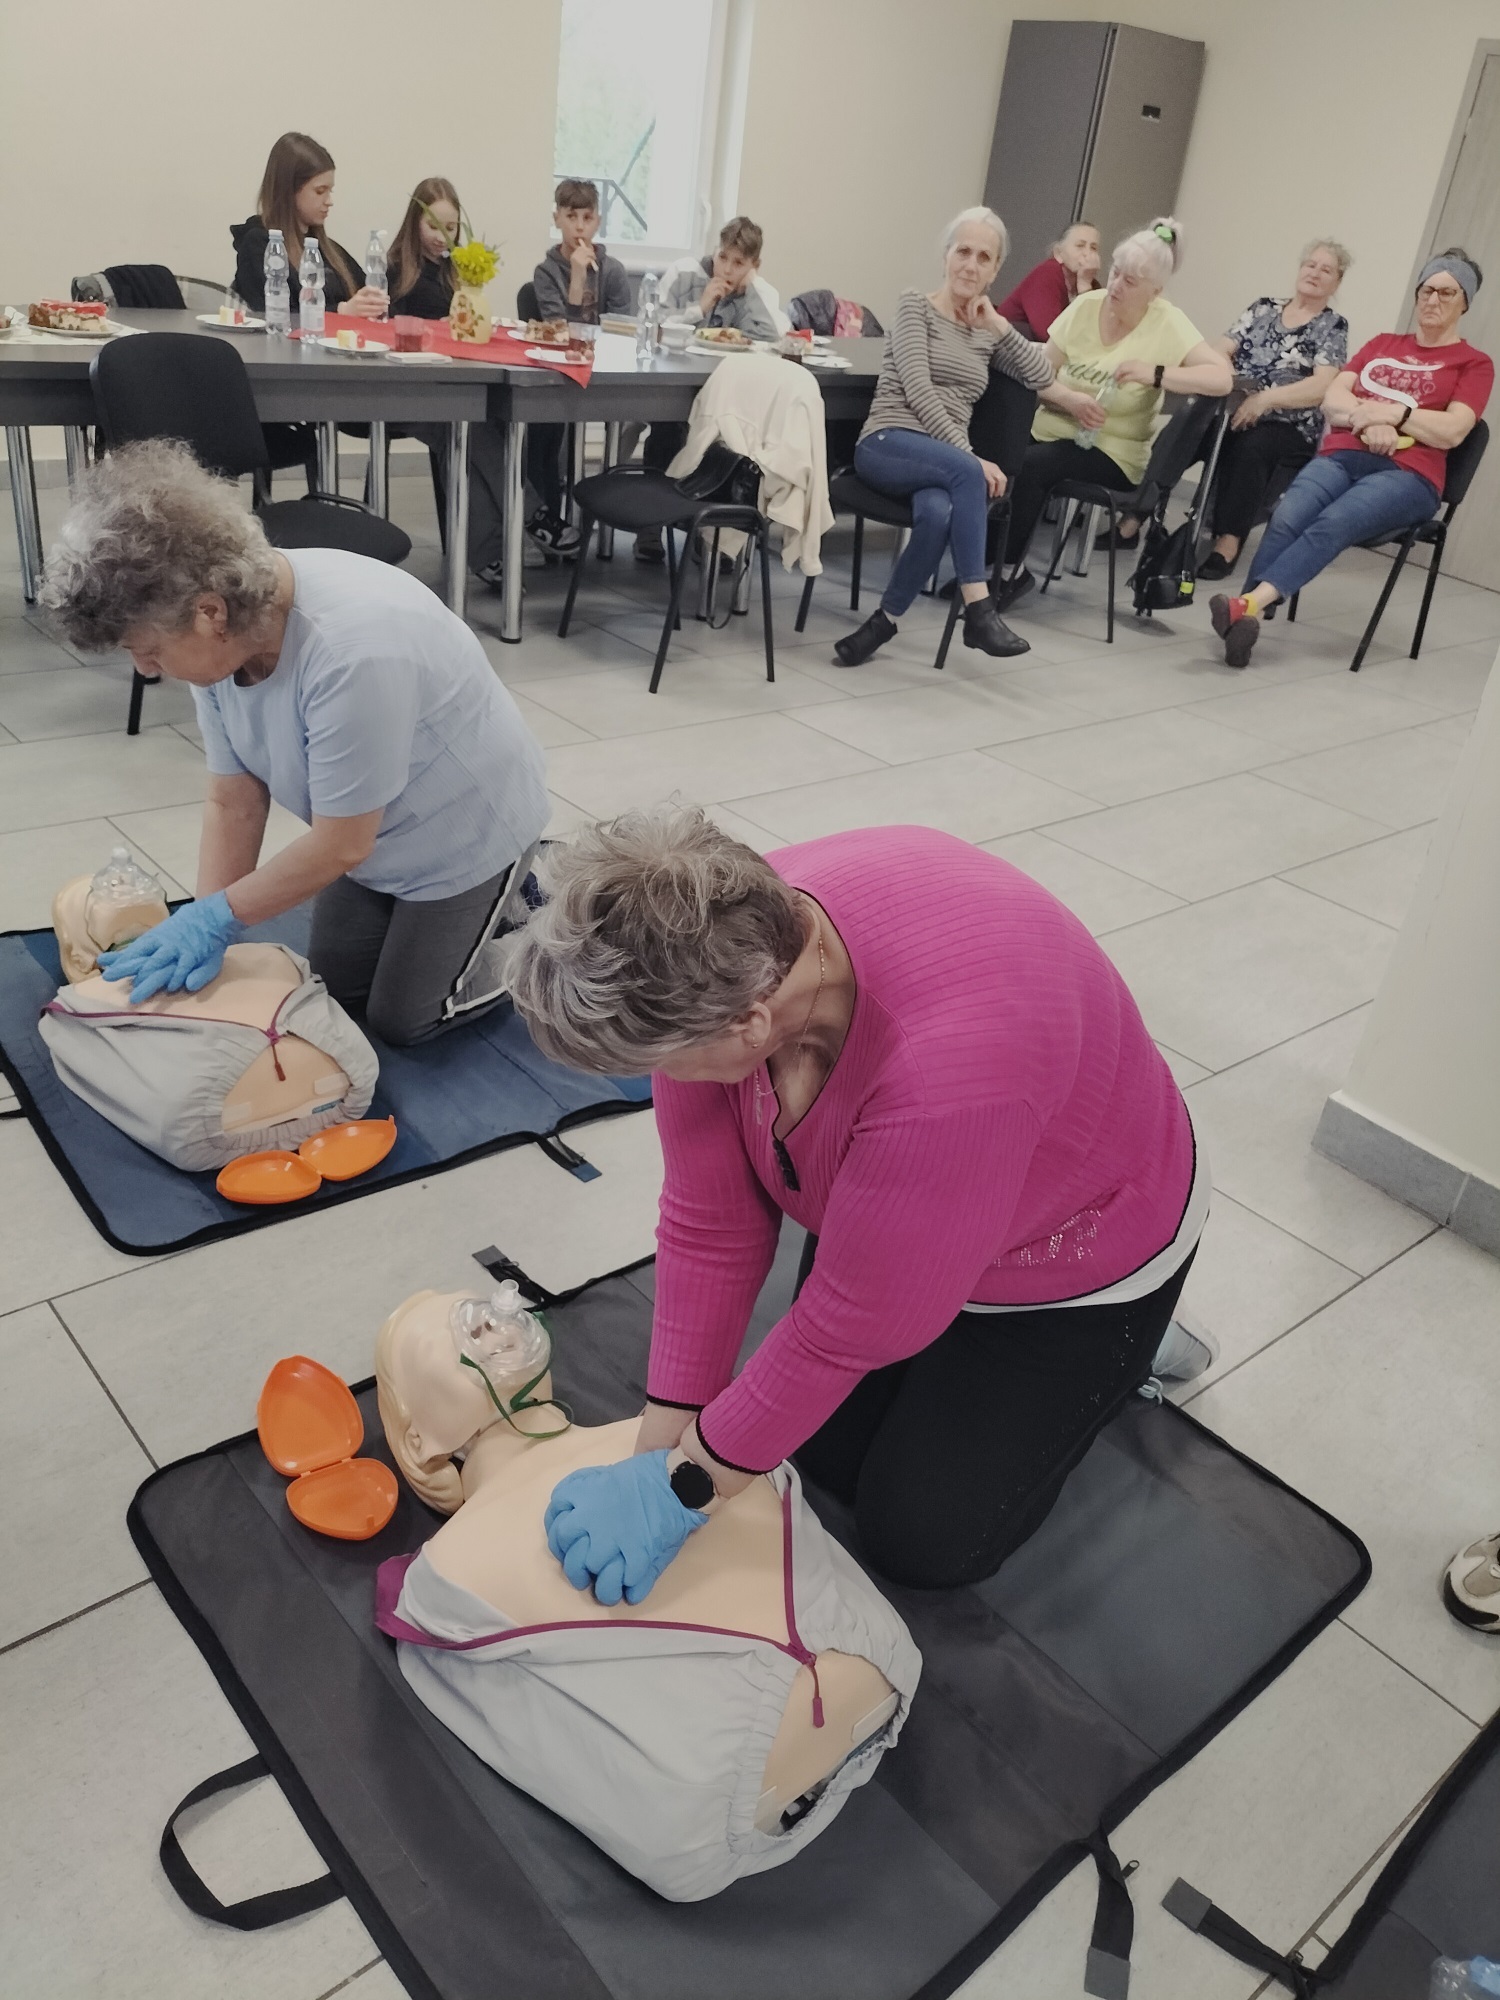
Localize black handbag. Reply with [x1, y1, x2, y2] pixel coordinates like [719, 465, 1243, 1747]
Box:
[1129, 515, 1198, 613]
[672, 441, 761, 508]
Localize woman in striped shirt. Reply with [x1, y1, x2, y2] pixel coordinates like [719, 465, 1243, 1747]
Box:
[834, 208, 1054, 668]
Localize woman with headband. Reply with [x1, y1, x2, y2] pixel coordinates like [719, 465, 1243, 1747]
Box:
[1210, 247, 1492, 668]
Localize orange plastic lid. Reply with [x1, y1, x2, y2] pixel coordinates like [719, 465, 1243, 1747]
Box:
[286, 1458, 398, 1540]
[258, 1355, 365, 1475]
[217, 1150, 321, 1205]
[299, 1117, 397, 1181]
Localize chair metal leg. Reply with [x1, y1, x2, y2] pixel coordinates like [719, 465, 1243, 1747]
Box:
[759, 528, 775, 683]
[1040, 499, 1075, 594]
[1350, 538, 1412, 673]
[1104, 499, 1118, 644]
[1408, 531, 1444, 661]
[443, 421, 470, 619]
[795, 572, 815, 633]
[665, 527, 683, 629]
[1069, 502, 1100, 578]
[126, 668, 158, 736]
[934, 591, 963, 670]
[851, 515, 864, 610]
[598, 423, 620, 558]
[557, 508, 593, 637]
[1286, 591, 1299, 623]
[499, 420, 527, 644]
[365, 420, 388, 516]
[6, 427, 43, 603]
[652, 532, 693, 694]
[63, 426, 88, 491]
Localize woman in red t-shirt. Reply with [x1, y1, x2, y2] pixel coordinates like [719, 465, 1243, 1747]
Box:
[994, 221, 1102, 339]
[1210, 247, 1492, 668]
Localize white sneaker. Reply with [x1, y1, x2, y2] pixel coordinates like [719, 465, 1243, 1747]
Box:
[1442, 1530, 1500, 1634]
[1138, 1308, 1219, 1399]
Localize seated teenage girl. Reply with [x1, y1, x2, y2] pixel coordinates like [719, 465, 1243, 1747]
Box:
[230, 132, 387, 318]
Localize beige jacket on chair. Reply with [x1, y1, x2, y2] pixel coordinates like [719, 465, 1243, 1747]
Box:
[667, 353, 834, 575]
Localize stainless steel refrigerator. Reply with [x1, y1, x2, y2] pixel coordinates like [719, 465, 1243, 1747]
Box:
[983, 21, 1205, 289]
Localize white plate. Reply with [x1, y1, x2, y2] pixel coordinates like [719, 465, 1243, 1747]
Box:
[804, 354, 853, 370]
[524, 346, 584, 364]
[385, 350, 454, 365]
[196, 313, 265, 331]
[311, 335, 391, 358]
[693, 329, 752, 350]
[21, 316, 129, 339]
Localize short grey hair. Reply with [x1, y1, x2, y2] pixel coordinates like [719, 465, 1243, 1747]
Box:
[1301, 237, 1352, 280]
[942, 205, 1009, 268]
[38, 439, 280, 652]
[1111, 215, 1184, 289]
[507, 805, 806, 1076]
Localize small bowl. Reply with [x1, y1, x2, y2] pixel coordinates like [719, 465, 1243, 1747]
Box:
[299, 1117, 397, 1182]
[217, 1150, 322, 1206]
[660, 319, 693, 352]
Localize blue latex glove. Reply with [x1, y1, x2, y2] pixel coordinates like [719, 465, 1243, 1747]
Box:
[96, 891, 246, 1004]
[544, 1450, 709, 1607]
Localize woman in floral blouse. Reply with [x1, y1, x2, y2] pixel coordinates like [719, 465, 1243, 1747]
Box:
[1197, 240, 1350, 580]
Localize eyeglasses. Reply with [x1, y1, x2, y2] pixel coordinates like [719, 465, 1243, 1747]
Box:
[1417, 284, 1462, 302]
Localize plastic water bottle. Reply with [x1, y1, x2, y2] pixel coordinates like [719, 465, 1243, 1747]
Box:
[1075, 378, 1117, 451]
[298, 238, 326, 338]
[636, 272, 659, 364]
[450, 1279, 550, 1380]
[364, 229, 388, 317]
[263, 229, 291, 335]
[1431, 1959, 1500, 1997]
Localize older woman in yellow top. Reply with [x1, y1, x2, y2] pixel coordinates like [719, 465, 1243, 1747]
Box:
[994, 218, 1232, 608]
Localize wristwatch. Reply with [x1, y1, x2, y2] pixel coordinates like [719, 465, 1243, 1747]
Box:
[1153, 363, 1165, 389]
[667, 1450, 719, 1513]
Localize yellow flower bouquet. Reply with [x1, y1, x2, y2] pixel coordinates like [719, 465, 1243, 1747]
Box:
[448, 228, 501, 343]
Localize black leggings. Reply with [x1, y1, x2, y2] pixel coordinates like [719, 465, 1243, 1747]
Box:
[1210, 421, 1314, 543]
[1003, 437, 1135, 566]
[792, 1237, 1194, 1589]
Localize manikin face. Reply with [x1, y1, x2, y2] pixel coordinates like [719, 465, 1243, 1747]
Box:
[1415, 274, 1467, 341]
[295, 171, 335, 232]
[385, 1297, 497, 1464]
[419, 198, 459, 261]
[1057, 225, 1100, 282]
[713, 245, 758, 295]
[122, 596, 246, 687]
[557, 204, 601, 255]
[944, 224, 1001, 303]
[1296, 247, 1341, 303]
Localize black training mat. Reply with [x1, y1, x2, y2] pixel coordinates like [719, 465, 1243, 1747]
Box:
[1166, 1704, 1500, 1997]
[0, 907, 649, 1255]
[129, 1261, 1370, 2000]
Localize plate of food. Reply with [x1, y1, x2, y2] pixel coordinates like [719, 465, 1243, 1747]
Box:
[0, 306, 24, 337]
[525, 317, 571, 347]
[525, 345, 592, 366]
[26, 300, 130, 338]
[197, 310, 266, 331]
[312, 331, 391, 357]
[694, 324, 753, 349]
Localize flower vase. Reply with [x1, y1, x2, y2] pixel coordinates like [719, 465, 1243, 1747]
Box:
[449, 285, 492, 344]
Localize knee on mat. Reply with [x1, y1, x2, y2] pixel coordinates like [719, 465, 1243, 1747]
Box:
[854, 1486, 1005, 1592]
[364, 1000, 439, 1050]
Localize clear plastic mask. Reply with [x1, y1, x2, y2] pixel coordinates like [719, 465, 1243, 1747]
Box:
[90, 845, 163, 906]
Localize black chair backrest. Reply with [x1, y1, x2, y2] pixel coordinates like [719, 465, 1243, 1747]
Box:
[516, 281, 542, 322]
[1139, 395, 1226, 500]
[74, 265, 186, 311]
[1441, 418, 1488, 510]
[91, 333, 270, 479]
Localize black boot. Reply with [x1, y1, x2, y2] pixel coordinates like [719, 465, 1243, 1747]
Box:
[834, 607, 897, 667]
[962, 596, 1030, 657]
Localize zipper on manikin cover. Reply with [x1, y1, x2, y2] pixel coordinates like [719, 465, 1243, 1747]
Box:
[378, 1484, 828, 1725]
[46, 991, 297, 1081]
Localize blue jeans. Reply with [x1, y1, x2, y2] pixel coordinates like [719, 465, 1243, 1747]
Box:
[1251, 451, 1438, 600]
[854, 428, 989, 616]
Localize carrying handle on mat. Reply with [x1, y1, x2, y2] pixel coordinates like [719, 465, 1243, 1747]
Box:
[1162, 1879, 1322, 1996]
[160, 1754, 344, 1930]
[1085, 1830, 1136, 1999]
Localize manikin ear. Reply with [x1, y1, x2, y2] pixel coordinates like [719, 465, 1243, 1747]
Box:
[376, 1382, 464, 1515]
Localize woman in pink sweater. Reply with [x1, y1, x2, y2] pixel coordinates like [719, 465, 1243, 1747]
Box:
[510, 808, 1209, 1603]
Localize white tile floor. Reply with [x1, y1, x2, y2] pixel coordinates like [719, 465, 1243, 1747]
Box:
[2, 468, 1497, 2000]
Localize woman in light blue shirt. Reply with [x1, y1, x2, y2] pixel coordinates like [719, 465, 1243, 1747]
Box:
[40, 442, 549, 1045]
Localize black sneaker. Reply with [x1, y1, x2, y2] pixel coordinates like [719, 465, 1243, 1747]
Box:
[834, 608, 897, 667]
[992, 567, 1036, 613]
[962, 597, 1030, 657]
[526, 507, 581, 558]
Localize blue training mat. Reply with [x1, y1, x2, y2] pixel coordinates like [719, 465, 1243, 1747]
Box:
[0, 906, 650, 1256]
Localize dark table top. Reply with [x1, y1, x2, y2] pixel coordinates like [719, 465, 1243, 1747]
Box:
[0, 313, 884, 428]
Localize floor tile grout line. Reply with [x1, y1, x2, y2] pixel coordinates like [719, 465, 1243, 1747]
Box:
[311, 1957, 386, 2000]
[48, 1298, 160, 1472]
[1335, 1616, 1491, 1730]
[0, 1578, 153, 1660]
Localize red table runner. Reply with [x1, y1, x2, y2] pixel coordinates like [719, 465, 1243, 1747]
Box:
[313, 313, 593, 387]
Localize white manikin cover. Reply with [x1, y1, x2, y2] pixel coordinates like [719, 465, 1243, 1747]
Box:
[385, 1461, 922, 1902]
[38, 944, 378, 1171]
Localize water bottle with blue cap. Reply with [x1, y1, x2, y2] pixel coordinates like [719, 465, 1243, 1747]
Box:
[1431, 1958, 1500, 1997]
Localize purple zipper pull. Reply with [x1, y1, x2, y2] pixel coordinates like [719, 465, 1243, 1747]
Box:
[791, 1640, 825, 1727]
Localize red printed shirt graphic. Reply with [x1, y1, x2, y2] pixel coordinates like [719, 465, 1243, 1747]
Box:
[1321, 333, 1493, 497]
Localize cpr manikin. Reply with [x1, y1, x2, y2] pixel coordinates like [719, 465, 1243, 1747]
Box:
[375, 1282, 922, 1900]
[40, 942, 378, 1171]
[52, 846, 170, 984]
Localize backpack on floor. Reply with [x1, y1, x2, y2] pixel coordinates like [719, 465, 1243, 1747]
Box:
[1129, 515, 1200, 614]
[39, 943, 378, 1172]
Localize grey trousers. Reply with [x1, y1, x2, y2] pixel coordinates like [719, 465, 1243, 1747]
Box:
[308, 851, 533, 1048]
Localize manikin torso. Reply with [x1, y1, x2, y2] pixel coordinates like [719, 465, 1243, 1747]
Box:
[377, 1290, 897, 1830]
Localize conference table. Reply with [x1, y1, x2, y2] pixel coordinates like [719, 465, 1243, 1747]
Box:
[0, 311, 883, 639]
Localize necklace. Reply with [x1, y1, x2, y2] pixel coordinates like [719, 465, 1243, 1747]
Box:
[753, 904, 826, 1128]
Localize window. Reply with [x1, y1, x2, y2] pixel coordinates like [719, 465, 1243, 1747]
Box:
[552, 0, 735, 260]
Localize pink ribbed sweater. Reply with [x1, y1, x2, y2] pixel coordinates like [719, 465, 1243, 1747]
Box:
[648, 827, 1194, 1473]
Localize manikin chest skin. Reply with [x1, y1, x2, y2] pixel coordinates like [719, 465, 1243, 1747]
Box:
[378, 1293, 897, 1828]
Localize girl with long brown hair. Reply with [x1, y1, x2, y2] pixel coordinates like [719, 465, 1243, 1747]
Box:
[387, 177, 461, 317]
[230, 132, 387, 317]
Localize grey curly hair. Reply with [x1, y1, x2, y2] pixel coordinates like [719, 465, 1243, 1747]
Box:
[38, 439, 280, 652]
[507, 805, 806, 1076]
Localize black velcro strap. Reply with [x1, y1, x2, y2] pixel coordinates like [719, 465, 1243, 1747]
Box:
[537, 1133, 601, 1182]
[1085, 1831, 1135, 1999]
[471, 1246, 560, 1310]
[1162, 1878, 1320, 1995]
[160, 1755, 344, 1931]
